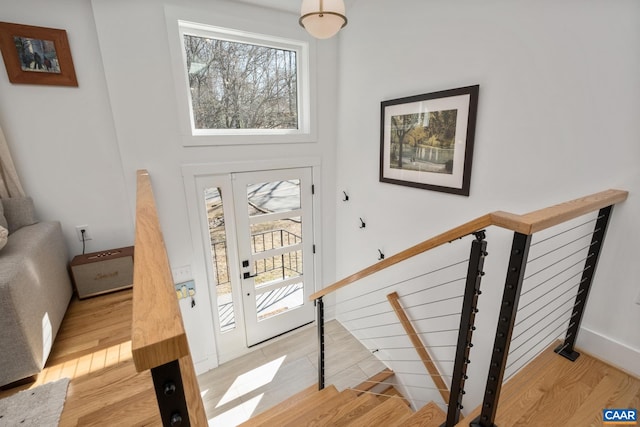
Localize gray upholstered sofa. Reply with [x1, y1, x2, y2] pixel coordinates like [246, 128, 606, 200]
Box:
[0, 197, 72, 387]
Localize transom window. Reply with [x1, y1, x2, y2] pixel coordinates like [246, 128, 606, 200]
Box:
[178, 22, 310, 137]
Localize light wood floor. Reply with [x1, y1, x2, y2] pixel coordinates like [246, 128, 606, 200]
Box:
[198, 317, 386, 426]
[3, 290, 637, 427]
[0, 289, 161, 426]
[458, 343, 640, 427]
[0, 290, 385, 426]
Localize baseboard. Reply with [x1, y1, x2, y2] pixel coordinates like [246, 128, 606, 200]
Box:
[577, 327, 640, 378]
[194, 356, 218, 376]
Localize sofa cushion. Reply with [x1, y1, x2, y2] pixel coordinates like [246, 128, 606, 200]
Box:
[0, 221, 72, 386]
[0, 225, 7, 251]
[0, 201, 7, 230]
[1, 197, 37, 234]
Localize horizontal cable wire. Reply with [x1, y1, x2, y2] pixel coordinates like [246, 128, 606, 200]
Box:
[411, 311, 461, 322]
[404, 294, 465, 309]
[338, 300, 391, 318]
[507, 319, 575, 371]
[517, 272, 585, 313]
[520, 260, 590, 298]
[348, 378, 450, 392]
[510, 302, 577, 346]
[374, 358, 455, 363]
[325, 352, 387, 380]
[515, 285, 583, 329]
[374, 344, 458, 350]
[530, 217, 600, 247]
[391, 371, 453, 378]
[334, 258, 469, 307]
[398, 277, 466, 298]
[341, 292, 464, 323]
[527, 231, 594, 263]
[339, 308, 394, 323]
[502, 330, 567, 383]
[524, 243, 595, 281]
[364, 329, 460, 339]
[347, 311, 460, 333]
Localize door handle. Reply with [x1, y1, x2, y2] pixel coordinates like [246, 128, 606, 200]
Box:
[243, 272, 257, 279]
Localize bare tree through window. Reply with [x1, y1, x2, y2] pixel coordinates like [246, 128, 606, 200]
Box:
[183, 34, 299, 130]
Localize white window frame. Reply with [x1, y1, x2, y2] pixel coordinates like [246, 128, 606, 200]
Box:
[170, 20, 315, 146]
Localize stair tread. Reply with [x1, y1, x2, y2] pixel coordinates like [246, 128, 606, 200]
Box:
[352, 368, 395, 395]
[378, 385, 411, 406]
[239, 384, 337, 427]
[282, 389, 359, 427]
[346, 396, 413, 427]
[400, 401, 446, 427]
[329, 393, 381, 427]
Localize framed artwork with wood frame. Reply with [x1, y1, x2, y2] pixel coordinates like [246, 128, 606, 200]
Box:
[0, 22, 78, 86]
[380, 85, 479, 196]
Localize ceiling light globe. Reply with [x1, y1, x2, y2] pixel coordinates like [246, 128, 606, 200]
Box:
[300, 0, 347, 39]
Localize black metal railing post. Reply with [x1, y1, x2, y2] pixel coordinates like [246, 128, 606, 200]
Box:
[472, 232, 532, 427]
[554, 205, 613, 361]
[316, 296, 325, 390]
[444, 231, 488, 427]
[150, 360, 191, 427]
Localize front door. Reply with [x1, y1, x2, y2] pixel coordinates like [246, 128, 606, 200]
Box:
[197, 166, 316, 361]
[231, 168, 315, 346]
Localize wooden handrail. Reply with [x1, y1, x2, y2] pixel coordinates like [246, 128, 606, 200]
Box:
[132, 170, 189, 370]
[133, 169, 207, 425]
[310, 189, 627, 300]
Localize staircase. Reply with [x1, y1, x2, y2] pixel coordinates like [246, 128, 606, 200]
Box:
[239, 346, 640, 427]
[239, 369, 446, 427]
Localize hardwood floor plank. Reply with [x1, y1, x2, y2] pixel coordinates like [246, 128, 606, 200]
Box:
[329, 393, 380, 426]
[401, 401, 446, 427]
[1, 290, 161, 426]
[346, 396, 412, 426]
[282, 389, 358, 426]
[457, 343, 640, 427]
[239, 385, 339, 427]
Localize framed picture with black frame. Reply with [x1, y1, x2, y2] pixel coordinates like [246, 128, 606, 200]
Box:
[380, 85, 479, 196]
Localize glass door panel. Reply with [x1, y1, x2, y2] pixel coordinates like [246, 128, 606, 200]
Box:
[233, 168, 314, 346]
[204, 187, 235, 333]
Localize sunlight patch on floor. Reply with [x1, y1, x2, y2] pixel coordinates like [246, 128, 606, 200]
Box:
[209, 394, 263, 426]
[217, 355, 286, 407]
[37, 341, 133, 385]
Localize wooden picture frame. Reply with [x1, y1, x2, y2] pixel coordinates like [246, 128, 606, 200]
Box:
[0, 22, 78, 86]
[380, 85, 479, 196]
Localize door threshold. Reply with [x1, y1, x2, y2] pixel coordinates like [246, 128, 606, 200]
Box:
[248, 321, 314, 348]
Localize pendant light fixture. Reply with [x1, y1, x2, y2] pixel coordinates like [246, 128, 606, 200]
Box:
[299, 0, 348, 39]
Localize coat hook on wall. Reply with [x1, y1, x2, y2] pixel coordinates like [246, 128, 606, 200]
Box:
[359, 218, 366, 229]
[378, 249, 385, 260]
[342, 191, 349, 201]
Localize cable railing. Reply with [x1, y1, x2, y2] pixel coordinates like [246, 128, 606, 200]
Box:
[318, 231, 488, 425]
[311, 189, 627, 427]
[465, 204, 619, 427]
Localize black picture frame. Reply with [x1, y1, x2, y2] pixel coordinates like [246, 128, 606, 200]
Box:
[380, 85, 479, 196]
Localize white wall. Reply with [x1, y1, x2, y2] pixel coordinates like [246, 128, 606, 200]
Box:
[0, 0, 338, 373]
[0, 0, 133, 255]
[90, 0, 338, 371]
[335, 0, 640, 406]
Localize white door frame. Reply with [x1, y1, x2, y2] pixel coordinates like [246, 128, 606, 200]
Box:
[182, 157, 322, 365]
